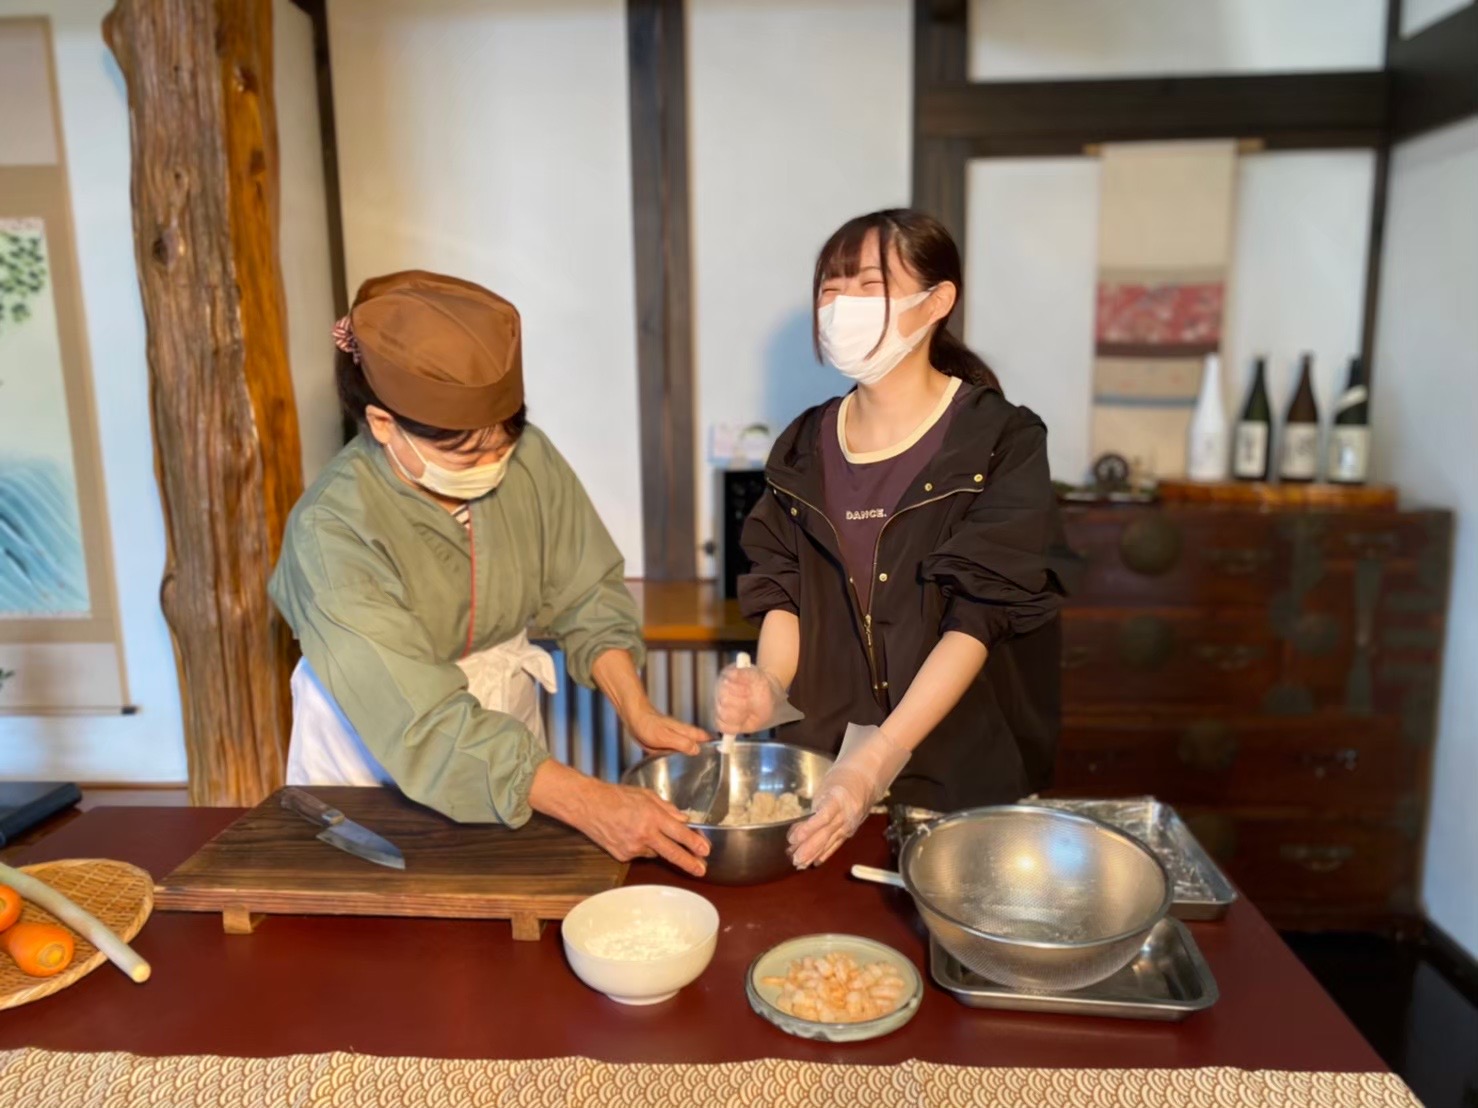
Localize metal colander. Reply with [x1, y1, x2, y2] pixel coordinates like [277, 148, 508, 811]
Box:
[899, 806, 1171, 992]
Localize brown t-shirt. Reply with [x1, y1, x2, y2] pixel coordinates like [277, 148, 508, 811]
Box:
[821, 378, 965, 611]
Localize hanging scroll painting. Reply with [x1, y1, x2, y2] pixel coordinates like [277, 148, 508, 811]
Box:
[0, 18, 128, 712]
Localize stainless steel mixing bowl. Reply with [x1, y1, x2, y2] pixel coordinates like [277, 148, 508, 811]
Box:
[898, 805, 1172, 992]
[622, 742, 833, 885]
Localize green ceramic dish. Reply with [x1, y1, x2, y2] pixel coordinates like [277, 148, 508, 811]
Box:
[746, 933, 923, 1043]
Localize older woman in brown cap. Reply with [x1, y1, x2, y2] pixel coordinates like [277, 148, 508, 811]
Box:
[269, 271, 711, 876]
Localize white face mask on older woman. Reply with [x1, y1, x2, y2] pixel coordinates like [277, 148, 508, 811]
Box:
[388, 426, 513, 501]
[818, 289, 934, 387]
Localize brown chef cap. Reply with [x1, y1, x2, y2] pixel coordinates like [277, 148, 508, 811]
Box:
[349, 270, 524, 430]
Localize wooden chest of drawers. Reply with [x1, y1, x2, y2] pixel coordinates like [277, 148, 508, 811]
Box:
[1052, 504, 1453, 930]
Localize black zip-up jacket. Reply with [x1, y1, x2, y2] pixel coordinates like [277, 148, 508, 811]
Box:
[738, 383, 1072, 813]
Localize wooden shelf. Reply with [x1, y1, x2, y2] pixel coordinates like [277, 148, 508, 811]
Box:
[1157, 480, 1398, 510]
[626, 580, 755, 647]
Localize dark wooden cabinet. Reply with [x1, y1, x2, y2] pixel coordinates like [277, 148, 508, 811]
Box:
[1052, 503, 1452, 930]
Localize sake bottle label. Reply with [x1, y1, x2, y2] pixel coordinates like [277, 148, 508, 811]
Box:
[1232, 423, 1268, 478]
[1329, 426, 1371, 483]
[1281, 424, 1320, 480]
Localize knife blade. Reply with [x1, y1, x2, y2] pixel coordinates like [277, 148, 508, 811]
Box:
[281, 787, 406, 870]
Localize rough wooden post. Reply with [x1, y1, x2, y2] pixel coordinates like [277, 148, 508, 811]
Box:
[104, 0, 303, 805]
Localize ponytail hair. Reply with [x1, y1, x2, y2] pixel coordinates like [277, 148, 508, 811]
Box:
[812, 208, 1001, 392]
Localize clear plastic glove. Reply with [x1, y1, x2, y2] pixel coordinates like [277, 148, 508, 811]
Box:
[788, 723, 910, 868]
[713, 664, 804, 734]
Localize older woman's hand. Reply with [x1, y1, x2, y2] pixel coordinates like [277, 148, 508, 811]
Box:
[628, 706, 709, 757]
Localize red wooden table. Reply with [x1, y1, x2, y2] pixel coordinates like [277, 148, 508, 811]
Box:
[0, 807, 1385, 1071]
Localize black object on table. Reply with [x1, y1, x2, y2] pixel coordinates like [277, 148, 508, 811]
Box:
[0, 782, 81, 847]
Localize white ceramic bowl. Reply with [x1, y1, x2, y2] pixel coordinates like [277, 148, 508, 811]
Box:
[562, 885, 719, 1005]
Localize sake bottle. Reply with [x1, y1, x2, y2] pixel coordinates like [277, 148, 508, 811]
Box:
[1232, 356, 1272, 482]
[1328, 356, 1371, 485]
[1279, 353, 1320, 484]
[1187, 354, 1229, 482]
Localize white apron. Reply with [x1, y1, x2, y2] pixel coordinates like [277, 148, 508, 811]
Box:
[285, 631, 558, 787]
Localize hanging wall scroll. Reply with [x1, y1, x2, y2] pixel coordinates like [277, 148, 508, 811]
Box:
[1090, 139, 1238, 480]
[0, 18, 128, 712]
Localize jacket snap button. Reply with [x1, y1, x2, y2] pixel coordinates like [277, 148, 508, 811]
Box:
[973, 473, 984, 482]
[790, 507, 798, 516]
[924, 482, 933, 492]
[881, 681, 889, 689]
[878, 572, 888, 583]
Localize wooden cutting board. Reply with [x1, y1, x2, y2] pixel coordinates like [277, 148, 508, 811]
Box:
[154, 787, 627, 940]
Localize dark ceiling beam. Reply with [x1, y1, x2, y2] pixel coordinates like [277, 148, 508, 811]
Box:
[917, 71, 1391, 154]
[1388, 2, 1478, 141]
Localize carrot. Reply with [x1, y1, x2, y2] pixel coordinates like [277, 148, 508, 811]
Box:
[0, 862, 149, 983]
[2, 921, 75, 977]
[0, 885, 19, 931]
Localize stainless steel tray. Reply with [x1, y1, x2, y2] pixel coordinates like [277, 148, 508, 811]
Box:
[1033, 798, 1238, 920]
[931, 917, 1218, 1021]
[887, 797, 1238, 921]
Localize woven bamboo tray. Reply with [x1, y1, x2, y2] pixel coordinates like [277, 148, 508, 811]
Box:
[0, 859, 153, 1011]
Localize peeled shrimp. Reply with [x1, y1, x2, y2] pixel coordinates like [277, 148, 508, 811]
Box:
[761, 952, 910, 1024]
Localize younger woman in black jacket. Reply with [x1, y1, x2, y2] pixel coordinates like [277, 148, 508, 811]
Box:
[716, 209, 1071, 868]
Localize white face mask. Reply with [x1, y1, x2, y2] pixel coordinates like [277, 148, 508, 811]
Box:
[389, 427, 513, 501]
[818, 289, 935, 386]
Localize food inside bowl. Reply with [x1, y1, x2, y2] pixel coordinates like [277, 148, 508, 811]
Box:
[581, 913, 701, 961]
[761, 952, 908, 1023]
[684, 790, 809, 827]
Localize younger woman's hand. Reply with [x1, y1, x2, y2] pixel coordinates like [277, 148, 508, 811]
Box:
[713, 665, 802, 734]
[788, 723, 910, 868]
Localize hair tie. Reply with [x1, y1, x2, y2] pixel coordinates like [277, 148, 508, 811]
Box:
[332, 314, 361, 363]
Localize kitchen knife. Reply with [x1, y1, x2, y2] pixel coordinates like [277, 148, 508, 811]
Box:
[281, 787, 406, 870]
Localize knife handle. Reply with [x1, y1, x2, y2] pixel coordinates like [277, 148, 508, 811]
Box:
[281, 787, 345, 829]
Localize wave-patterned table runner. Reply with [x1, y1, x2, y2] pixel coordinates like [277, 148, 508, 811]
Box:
[0, 1048, 1422, 1108]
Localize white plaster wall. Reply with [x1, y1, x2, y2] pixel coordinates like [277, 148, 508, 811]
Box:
[1373, 116, 1478, 958]
[688, 0, 911, 572]
[970, 0, 1386, 81]
[1401, 0, 1473, 37]
[328, 0, 645, 572]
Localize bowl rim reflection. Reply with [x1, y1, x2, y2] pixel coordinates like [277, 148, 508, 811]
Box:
[561, 884, 720, 965]
[745, 932, 923, 1033]
[621, 742, 833, 830]
[900, 804, 1173, 952]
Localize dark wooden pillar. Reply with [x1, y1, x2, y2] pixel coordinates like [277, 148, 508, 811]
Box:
[104, 0, 303, 805]
[627, 0, 697, 580]
[912, 0, 970, 336]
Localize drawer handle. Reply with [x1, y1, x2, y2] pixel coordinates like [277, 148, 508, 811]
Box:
[1193, 644, 1264, 672]
[1065, 750, 1126, 775]
[1204, 548, 1272, 576]
[1296, 749, 1359, 777]
[1177, 724, 1238, 772]
[1061, 645, 1094, 671]
[1344, 531, 1400, 553]
[1279, 844, 1355, 874]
